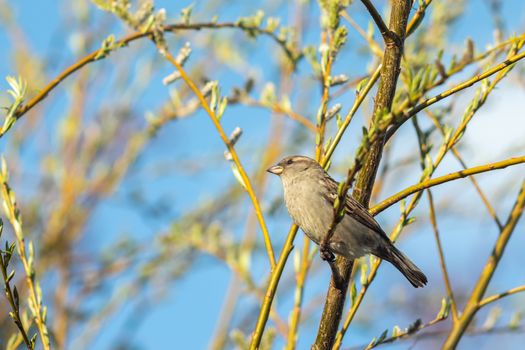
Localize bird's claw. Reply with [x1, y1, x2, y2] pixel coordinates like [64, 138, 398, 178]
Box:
[320, 245, 335, 262]
[385, 30, 402, 48]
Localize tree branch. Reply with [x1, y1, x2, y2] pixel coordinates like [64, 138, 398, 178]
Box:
[371, 155, 525, 215]
[387, 49, 525, 137]
[442, 180, 525, 349]
[426, 110, 504, 230]
[412, 117, 458, 322]
[157, 46, 277, 269]
[3, 21, 300, 139]
[313, 2, 412, 349]
[360, 0, 399, 46]
[478, 285, 525, 308]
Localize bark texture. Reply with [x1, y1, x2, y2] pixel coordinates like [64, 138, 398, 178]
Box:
[313, 1, 412, 349]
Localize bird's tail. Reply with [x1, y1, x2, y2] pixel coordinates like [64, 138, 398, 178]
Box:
[379, 244, 427, 288]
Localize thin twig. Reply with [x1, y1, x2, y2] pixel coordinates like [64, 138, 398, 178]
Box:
[157, 46, 277, 269]
[425, 110, 504, 230]
[0, 169, 51, 350]
[4, 21, 300, 138]
[478, 285, 525, 308]
[442, 180, 525, 349]
[342, 12, 383, 57]
[390, 49, 525, 132]
[0, 221, 33, 349]
[249, 225, 298, 350]
[364, 315, 446, 350]
[285, 239, 312, 350]
[427, 190, 459, 322]
[322, 65, 382, 165]
[360, 0, 399, 46]
[412, 117, 459, 322]
[334, 80, 522, 346]
[237, 96, 316, 132]
[348, 324, 525, 350]
[386, 32, 525, 142]
[371, 155, 525, 215]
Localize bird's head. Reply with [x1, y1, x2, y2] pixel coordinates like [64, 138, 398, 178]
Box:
[266, 155, 320, 179]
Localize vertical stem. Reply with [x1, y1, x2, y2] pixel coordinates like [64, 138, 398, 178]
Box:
[412, 117, 459, 322]
[442, 180, 525, 349]
[0, 225, 33, 349]
[158, 47, 277, 270]
[427, 190, 459, 322]
[313, 2, 412, 349]
[285, 239, 311, 350]
[0, 179, 51, 350]
[249, 226, 299, 350]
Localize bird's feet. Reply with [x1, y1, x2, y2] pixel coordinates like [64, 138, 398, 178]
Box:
[319, 244, 335, 262]
[385, 30, 402, 49]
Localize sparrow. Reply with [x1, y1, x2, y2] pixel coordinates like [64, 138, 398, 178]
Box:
[267, 155, 427, 288]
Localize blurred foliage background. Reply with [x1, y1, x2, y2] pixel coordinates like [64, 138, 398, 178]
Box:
[0, 1, 524, 349]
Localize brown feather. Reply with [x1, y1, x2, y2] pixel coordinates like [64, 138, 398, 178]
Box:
[321, 175, 384, 234]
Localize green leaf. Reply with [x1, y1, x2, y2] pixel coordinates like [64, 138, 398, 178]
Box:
[210, 82, 220, 112]
[94, 34, 116, 60]
[356, 77, 369, 94]
[230, 163, 247, 190]
[180, 3, 193, 24]
[336, 114, 342, 129]
[266, 17, 280, 32]
[360, 259, 368, 286]
[407, 318, 422, 333]
[332, 26, 348, 53]
[350, 281, 357, 305]
[437, 297, 451, 319]
[260, 83, 276, 105]
[509, 311, 522, 329]
[91, 0, 112, 11]
[7, 269, 14, 283]
[404, 216, 416, 226]
[13, 286, 19, 309]
[217, 97, 228, 120]
[377, 329, 388, 344]
[392, 325, 401, 337]
[366, 336, 377, 348]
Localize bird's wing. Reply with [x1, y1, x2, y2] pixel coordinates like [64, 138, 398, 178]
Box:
[321, 175, 384, 234]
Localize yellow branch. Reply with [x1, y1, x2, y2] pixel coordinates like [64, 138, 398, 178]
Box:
[478, 285, 525, 308]
[442, 180, 525, 349]
[371, 156, 525, 215]
[250, 225, 299, 349]
[396, 50, 525, 125]
[322, 65, 382, 166]
[0, 168, 51, 350]
[426, 110, 504, 230]
[4, 21, 298, 138]
[335, 37, 524, 349]
[158, 48, 276, 269]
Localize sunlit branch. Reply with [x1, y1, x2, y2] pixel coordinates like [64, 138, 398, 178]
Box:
[157, 46, 277, 269]
[371, 156, 525, 215]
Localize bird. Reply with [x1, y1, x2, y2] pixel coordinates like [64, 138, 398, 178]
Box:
[267, 155, 427, 288]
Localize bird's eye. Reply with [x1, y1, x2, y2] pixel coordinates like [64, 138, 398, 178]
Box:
[287, 159, 294, 165]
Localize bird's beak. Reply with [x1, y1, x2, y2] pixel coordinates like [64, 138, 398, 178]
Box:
[267, 165, 283, 175]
